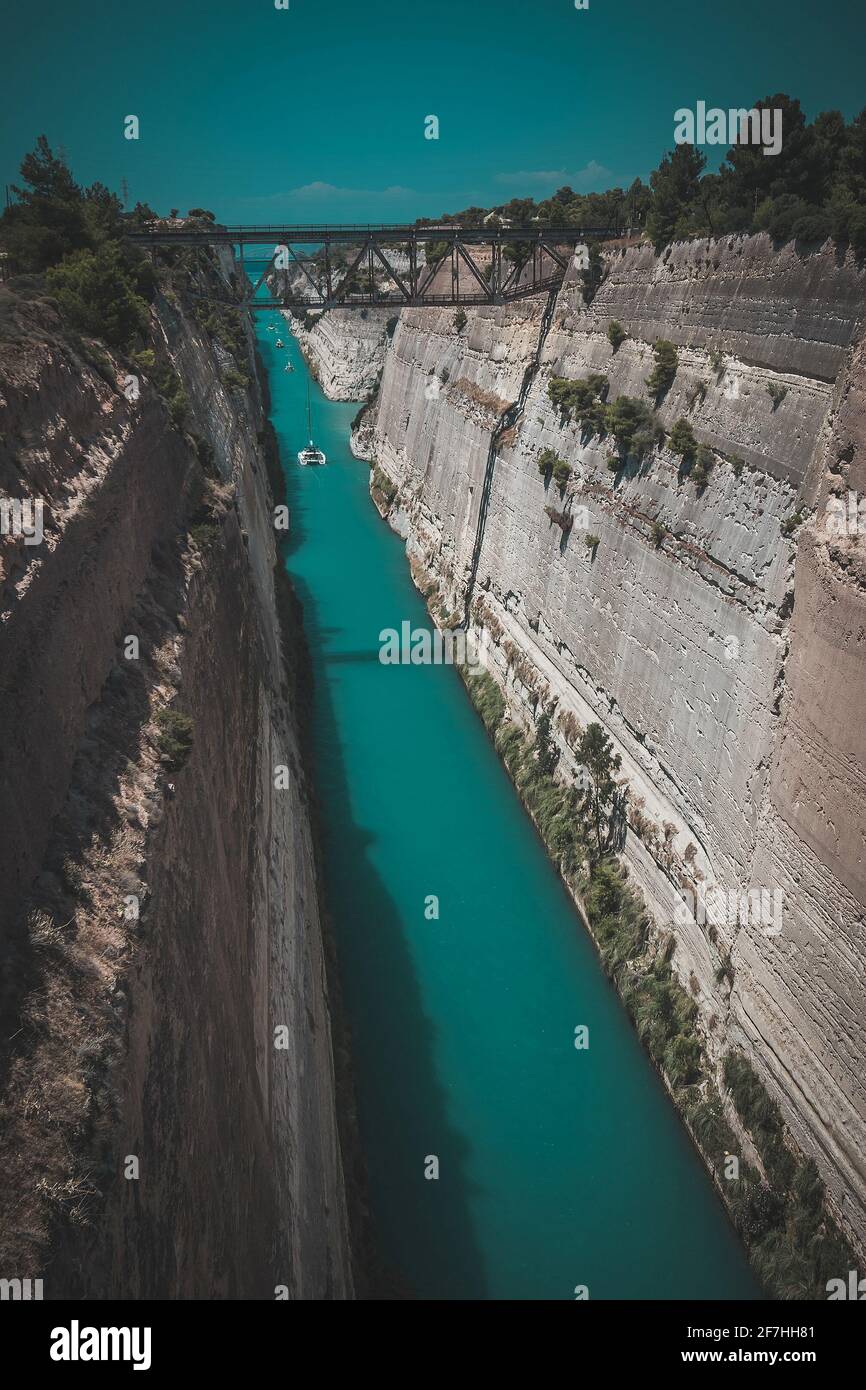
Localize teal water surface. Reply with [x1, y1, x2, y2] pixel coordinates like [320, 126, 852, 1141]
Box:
[255, 318, 760, 1301]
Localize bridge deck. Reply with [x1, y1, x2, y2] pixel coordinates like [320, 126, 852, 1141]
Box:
[126, 222, 627, 308]
[126, 222, 620, 245]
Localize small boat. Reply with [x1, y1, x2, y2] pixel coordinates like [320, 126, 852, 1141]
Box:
[284, 362, 294, 372]
[298, 377, 326, 466]
[298, 443, 326, 466]
[275, 338, 284, 348]
[267, 324, 276, 332]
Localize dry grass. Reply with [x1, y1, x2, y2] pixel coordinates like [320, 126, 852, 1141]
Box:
[451, 376, 512, 417]
[0, 585, 185, 1279]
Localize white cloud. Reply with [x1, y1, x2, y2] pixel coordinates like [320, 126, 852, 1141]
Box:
[493, 161, 613, 192]
[240, 181, 417, 207]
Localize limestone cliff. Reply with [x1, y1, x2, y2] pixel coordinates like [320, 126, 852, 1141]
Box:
[0, 252, 355, 1297]
[305, 233, 866, 1260]
[286, 305, 391, 400]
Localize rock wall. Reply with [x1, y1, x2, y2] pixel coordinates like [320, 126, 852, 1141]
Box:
[0, 255, 354, 1297]
[285, 306, 391, 400]
[307, 232, 866, 1252]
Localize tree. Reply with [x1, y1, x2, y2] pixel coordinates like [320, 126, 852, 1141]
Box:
[46, 242, 149, 349]
[0, 136, 91, 271]
[418, 96, 866, 257]
[17, 134, 79, 202]
[646, 144, 706, 251]
[646, 339, 678, 398]
[691, 443, 714, 488]
[576, 722, 624, 854]
[537, 446, 558, 481]
[607, 320, 627, 352]
[604, 396, 662, 458]
[534, 712, 560, 777]
[668, 418, 697, 461]
[579, 239, 604, 305]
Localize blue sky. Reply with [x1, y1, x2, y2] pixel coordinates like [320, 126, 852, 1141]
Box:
[3, 0, 864, 221]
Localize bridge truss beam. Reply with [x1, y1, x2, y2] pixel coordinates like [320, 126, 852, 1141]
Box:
[127, 223, 621, 310]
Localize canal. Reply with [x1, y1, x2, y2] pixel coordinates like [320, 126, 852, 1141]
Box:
[255, 316, 759, 1301]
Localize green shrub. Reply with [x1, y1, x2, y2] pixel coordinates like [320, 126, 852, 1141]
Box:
[547, 375, 610, 434]
[371, 466, 396, 504]
[189, 521, 220, 548]
[690, 443, 715, 488]
[664, 1033, 703, 1088]
[687, 1095, 738, 1165]
[46, 242, 149, 349]
[221, 366, 250, 392]
[538, 448, 572, 487]
[168, 388, 188, 428]
[130, 348, 188, 427]
[198, 304, 247, 363]
[454, 308, 467, 332]
[646, 339, 678, 397]
[154, 708, 194, 771]
[424, 239, 450, 265]
[537, 446, 558, 480]
[668, 417, 697, 461]
[731, 455, 745, 477]
[467, 670, 505, 734]
[533, 711, 559, 776]
[607, 319, 627, 351]
[604, 396, 662, 457]
[781, 510, 804, 537]
[722, 1051, 798, 1189]
[650, 520, 666, 548]
[767, 381, 788, 408]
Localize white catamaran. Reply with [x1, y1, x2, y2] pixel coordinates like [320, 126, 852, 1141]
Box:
[298, 375, 326, 466]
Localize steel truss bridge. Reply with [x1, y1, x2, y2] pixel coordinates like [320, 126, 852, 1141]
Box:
[126, 222, 624, 310]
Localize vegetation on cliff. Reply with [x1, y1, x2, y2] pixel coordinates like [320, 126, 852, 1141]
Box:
[0, 138, 156, 347]
[417, 95, 866, 255]
[462, 663, 857, 1298]
[0, 137, 258, 437]
[645, 339, 679, 399]
[547, 375, 666, 464]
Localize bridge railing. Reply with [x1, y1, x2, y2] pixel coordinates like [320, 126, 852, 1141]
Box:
[126, 223, 623, 243]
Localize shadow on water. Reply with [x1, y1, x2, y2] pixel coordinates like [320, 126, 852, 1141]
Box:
[320, 648, 384, 667]
[288, 565, 488, 1299]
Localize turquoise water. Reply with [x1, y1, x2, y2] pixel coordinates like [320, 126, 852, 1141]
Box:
[255, 318, 760, 1301]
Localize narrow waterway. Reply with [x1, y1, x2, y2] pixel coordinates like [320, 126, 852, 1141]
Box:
[256, 318, 759, 1301]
